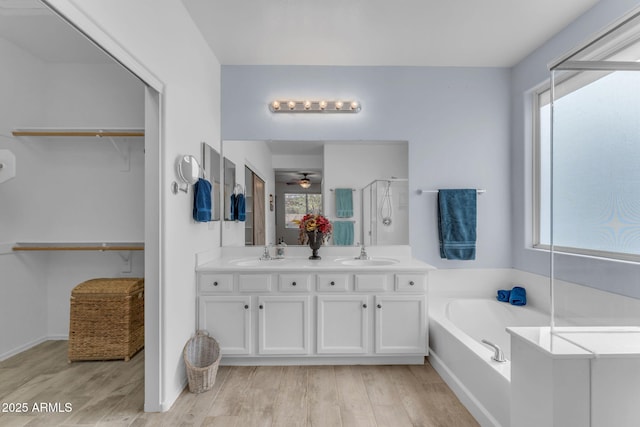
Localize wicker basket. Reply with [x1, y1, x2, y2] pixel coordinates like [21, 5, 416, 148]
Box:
[68, 278, 144, 362]
[184, 330, 221, 393]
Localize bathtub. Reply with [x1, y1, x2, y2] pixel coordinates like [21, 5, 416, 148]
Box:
[428, 298, 550, 427]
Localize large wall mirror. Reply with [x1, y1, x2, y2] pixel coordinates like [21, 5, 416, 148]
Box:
[221, 140, 409, 247]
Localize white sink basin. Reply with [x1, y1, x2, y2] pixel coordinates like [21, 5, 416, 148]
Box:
[339, 258, 399, 266]
[231, 258, 288, 267]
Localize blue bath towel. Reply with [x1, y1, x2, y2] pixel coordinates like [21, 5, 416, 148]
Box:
[235, 193, 246, 222]
[335, 188, 354, 218]
[509, 286, 527, 306]
[229, 194, 236, 221]
[193, 178, 212, 222]
[438, 189, 477, 260]
[333, 221, 354, 246]
[496, 289, 511, 302]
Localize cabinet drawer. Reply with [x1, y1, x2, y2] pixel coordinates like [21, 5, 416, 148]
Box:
[239, 274, 272, 292]
[198, 273, 233, 293]
[395, 274, 427, 292]
[316, 274, 350, 292]
[354, 274, 388, 291]
[279, 274, 311, 292]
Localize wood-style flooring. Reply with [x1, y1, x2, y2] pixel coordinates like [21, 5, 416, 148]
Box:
[0, 341, 478, 427]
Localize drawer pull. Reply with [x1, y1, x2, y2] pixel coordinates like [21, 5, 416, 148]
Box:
[213, 281, 218, 286]
[259, 304, 264, 309]
[362, 303, 367, 308]
[292, 282, 297, 286]
[330, 281, 335, 286]
[377, 304, 382, 309]
[244, 304, 249, 309]
[409, 281, 415, 286]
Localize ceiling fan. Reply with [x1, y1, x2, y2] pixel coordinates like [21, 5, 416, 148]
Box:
[286, 172, 314, 189]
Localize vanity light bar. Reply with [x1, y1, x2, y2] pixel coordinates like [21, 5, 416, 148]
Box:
[269, 100, 361, 113]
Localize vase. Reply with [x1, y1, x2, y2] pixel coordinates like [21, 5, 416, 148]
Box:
[307, 231, 324, 260]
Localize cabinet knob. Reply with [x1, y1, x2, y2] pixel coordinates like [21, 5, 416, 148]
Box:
[213, 281, 218, 287]
[377, 304, 382, 309]
[362, 303, 367, 308]
[259, 304, 264, 309]
[409, 281, 415, 286]
[330, 281, 335, 286]
[244, 304, 249, 309]
[292, 282, 297, 286]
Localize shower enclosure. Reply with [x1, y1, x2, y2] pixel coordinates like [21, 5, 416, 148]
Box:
[361, 179, 409, 246]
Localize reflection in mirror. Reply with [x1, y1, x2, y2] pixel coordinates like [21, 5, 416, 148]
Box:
[223, 157, 236, 220]
[221, 140, 409, 247]
[201, 142, 221, 221]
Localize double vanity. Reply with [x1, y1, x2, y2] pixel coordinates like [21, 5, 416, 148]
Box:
[196, 246, 434, 365]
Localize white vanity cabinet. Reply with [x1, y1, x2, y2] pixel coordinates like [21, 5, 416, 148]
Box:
[196, 263, 430, 365]
[198, 296, 252, 354]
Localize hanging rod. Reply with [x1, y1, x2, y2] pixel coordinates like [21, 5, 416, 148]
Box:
[329, 188, 356, 192]
[12, 242, 144, 251]
[12, 128, 144, 137]
[417, 189, 486, 195]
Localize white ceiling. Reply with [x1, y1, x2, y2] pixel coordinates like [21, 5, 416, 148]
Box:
[182, 0, 601, 67]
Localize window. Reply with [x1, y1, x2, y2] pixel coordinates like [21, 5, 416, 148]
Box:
[284, 193, 322, 228]
[534, 70, 640, 260]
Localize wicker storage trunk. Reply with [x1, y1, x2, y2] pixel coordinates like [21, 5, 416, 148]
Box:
[68, 278, 144, 362]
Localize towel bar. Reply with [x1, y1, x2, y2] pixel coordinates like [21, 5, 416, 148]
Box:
[417, 189, 486, 195]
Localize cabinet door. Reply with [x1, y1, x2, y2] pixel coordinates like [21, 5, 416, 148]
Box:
[199, 296, 251, 355]
[258, 296, 310, 355]
[317, 295, 368, 354]
[374, 295, 426, 354]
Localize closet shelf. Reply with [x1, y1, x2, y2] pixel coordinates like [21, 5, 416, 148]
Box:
[11, 128, 144, 138]
[12, 242, 144, 252]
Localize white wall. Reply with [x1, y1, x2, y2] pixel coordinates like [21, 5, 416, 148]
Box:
[43, 0, 223, 411]
[0, 39, 48, 359]
[222, 66, 512, 268]
[510, 0, 640, 299]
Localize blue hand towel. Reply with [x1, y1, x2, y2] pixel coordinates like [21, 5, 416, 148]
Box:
[333, 221, 354, 246]
[236, 193, 246, 222]
[437, 189, 477, 260]
[193, 178, 212, 222]
[229, 194, 236, 221]
[496, 290, 511, 302]
[335, 188, 354, 218]
[509, 286, 527, 306]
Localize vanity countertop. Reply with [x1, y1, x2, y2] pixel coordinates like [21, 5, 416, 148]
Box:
[197, 255, 435, 272]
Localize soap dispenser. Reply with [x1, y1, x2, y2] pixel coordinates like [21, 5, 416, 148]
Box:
[275, 238, 286, 259]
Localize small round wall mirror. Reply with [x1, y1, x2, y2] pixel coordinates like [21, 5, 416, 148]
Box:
[172, 155, 201, 194]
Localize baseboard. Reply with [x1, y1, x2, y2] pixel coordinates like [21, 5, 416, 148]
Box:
[428, 349, 502, 427]
[0, 336, 48, 361]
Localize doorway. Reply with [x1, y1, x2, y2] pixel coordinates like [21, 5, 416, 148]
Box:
[245, 166, 266, 246]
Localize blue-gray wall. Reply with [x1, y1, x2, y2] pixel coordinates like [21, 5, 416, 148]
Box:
[222, 66, 511, 269]
[511, 0, 640, 298]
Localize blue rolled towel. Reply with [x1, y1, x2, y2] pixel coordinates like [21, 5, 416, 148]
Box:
[193, 178, 212, 222]
[509, 286, 527, 306]
[496, 290, 511, 302]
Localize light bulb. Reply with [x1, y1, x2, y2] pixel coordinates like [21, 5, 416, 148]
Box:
[350, 101, 359, 110]
[319, 100, 327, 110]
[303, 100, 311, 110]
[271, 100, 280, 111]
[288, 101, 296, 110]
[335, 101, 344, 110]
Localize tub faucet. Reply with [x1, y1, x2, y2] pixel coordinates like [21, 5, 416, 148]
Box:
[481, 339, 507, 363]
[355, 244, 370, 260]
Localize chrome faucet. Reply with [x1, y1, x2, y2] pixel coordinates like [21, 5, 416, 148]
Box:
[355, 244, 370, 260]
[481, 339, 507, 363]
[259, 245, 272, 261]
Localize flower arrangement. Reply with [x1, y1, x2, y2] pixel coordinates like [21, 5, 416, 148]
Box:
[294, 213, 332, 244]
